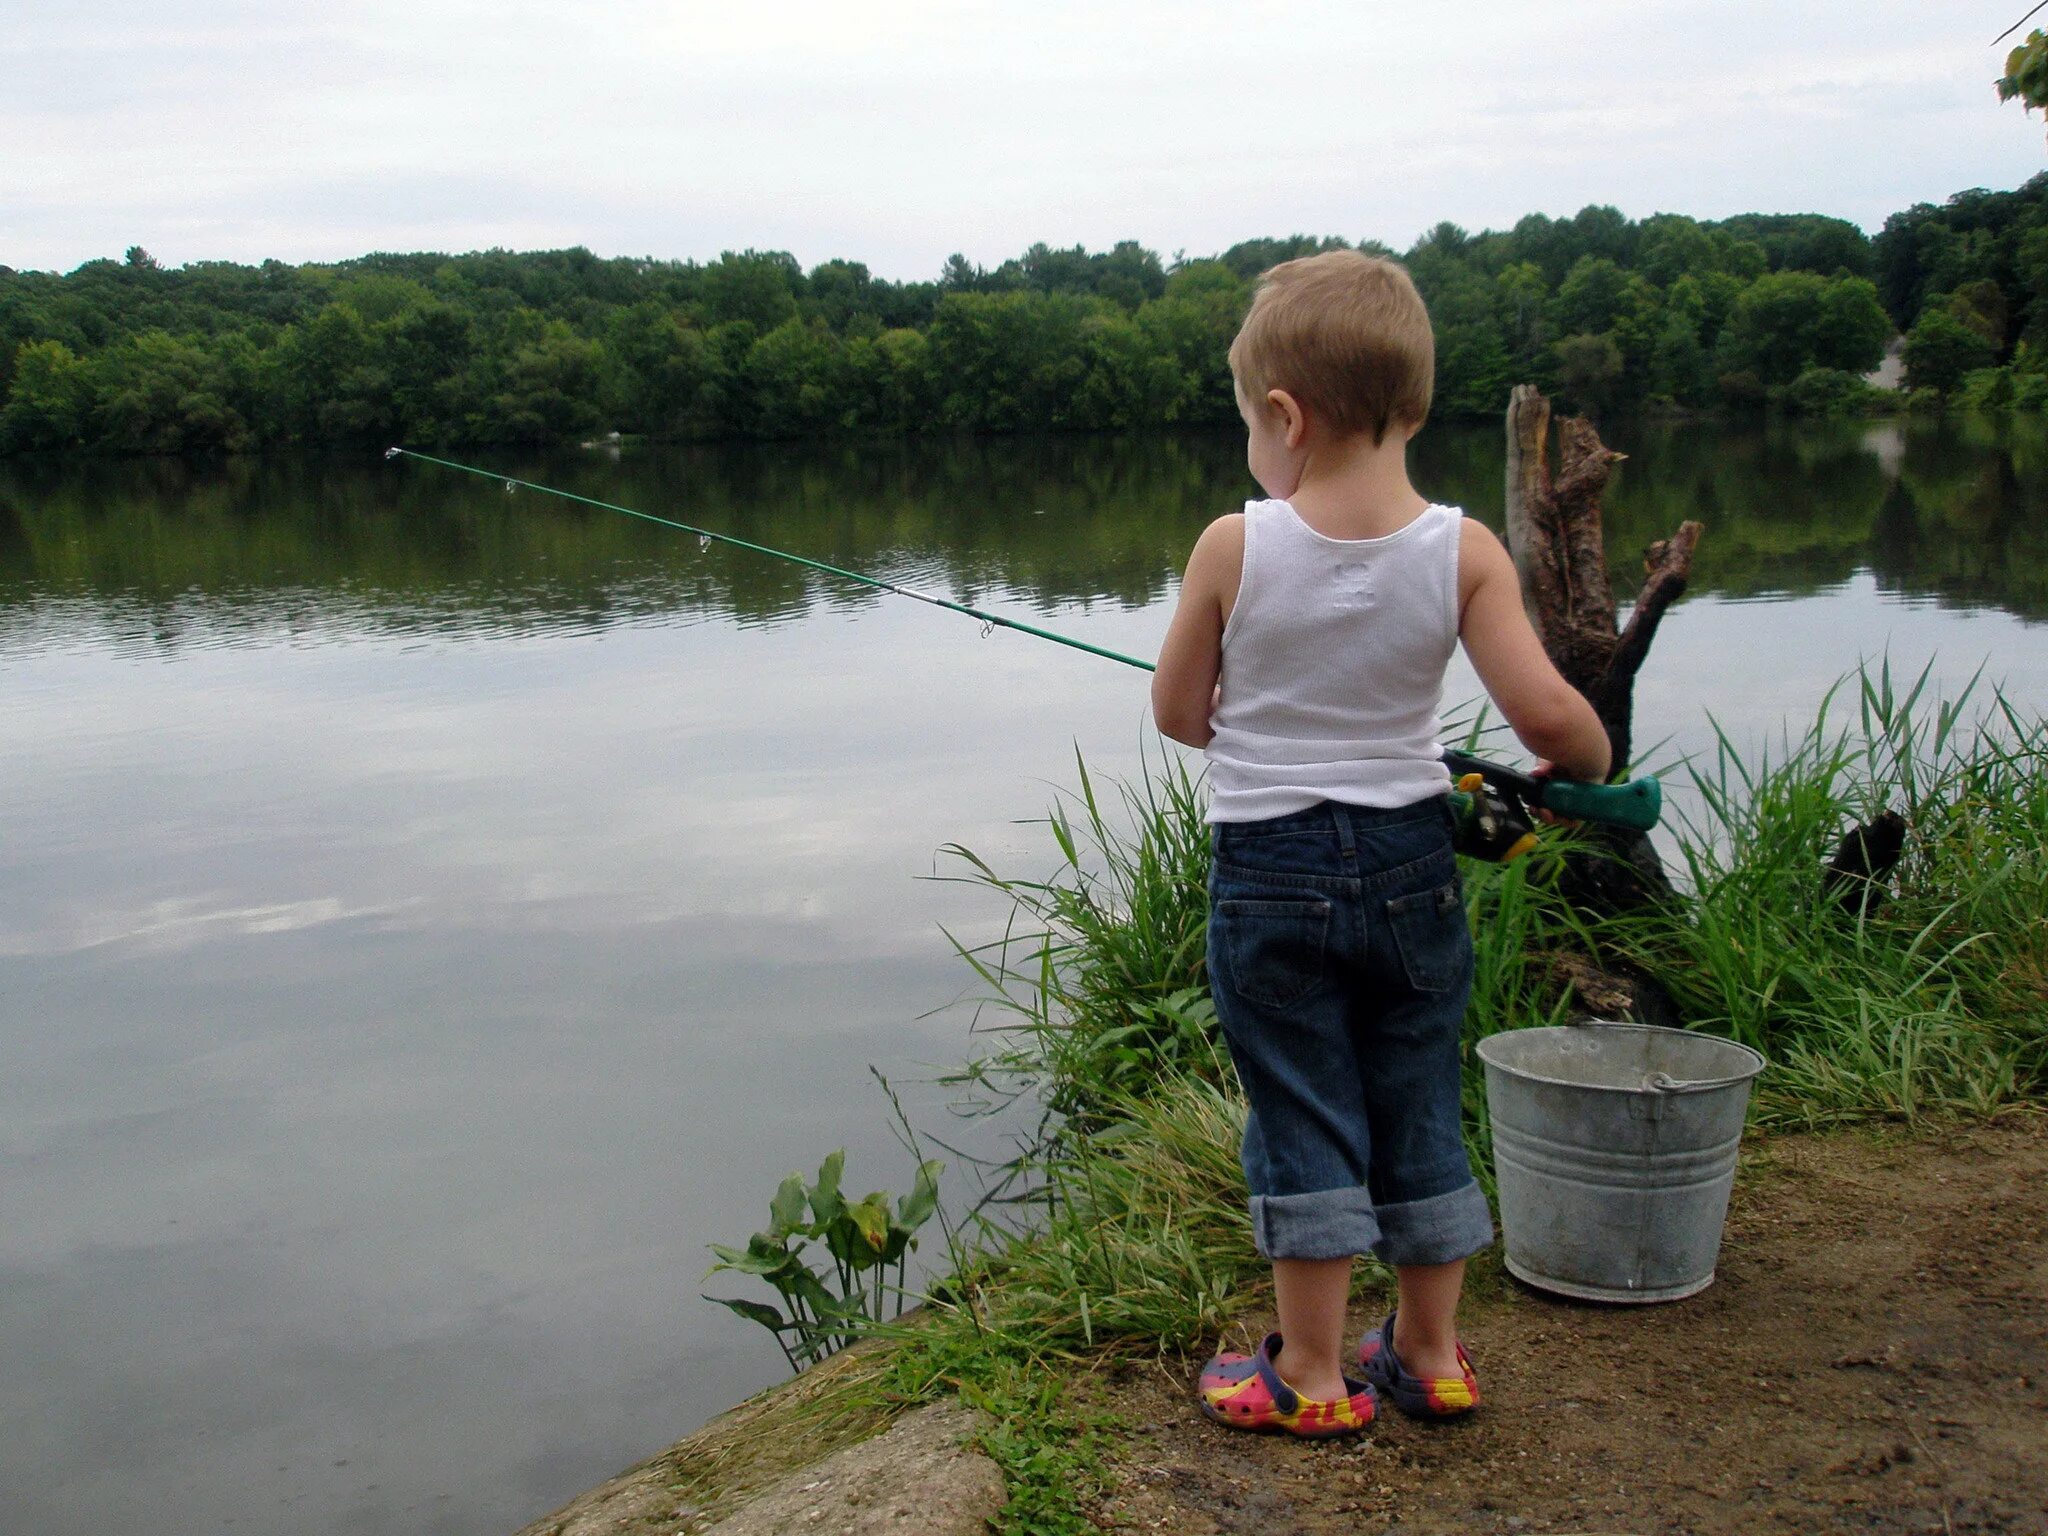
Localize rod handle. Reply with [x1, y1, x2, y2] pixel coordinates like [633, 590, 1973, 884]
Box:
[1539, 775, 1663, 833]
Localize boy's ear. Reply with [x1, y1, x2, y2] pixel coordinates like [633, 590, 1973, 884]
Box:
[1266, 389, 1308, 448]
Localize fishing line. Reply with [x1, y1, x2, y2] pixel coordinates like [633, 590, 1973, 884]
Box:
[385, 447, 1157, 672]
[384, 446, 1661, 837]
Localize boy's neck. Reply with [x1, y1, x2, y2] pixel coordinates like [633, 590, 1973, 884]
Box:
[1286, 428, 1428, 536]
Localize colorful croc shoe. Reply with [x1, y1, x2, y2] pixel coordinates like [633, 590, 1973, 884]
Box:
[1356, 1313, 1480, 1419]
[1198, 1332, 1377, 1437]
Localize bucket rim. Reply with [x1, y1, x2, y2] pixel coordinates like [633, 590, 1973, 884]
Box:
[1476, 1020, 1767, 1094]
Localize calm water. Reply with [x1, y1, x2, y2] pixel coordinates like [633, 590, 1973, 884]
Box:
[4, 420, 2047, 1536]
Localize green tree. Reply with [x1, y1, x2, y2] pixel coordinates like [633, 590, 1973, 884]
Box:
[1551, 257, 1644, 336]
[1811, 277, 1893, 373]
[698, 252, 801, 331]
[0, 339, 94, 451]
[1648, 311, 1712, 404]
[1638, 215, 1716, 288]
[1136, 266, 1243, 423]
[803, 261, 875, 330]
[271, 303, 387, 440]
[474, 320, 605, 441]
[927, 291, 1093, 430]
[93, 330, 253, 452]
[743, 319, 845, 436]
[842, 328, 933, 432]
[1997, 29, 2048, 128]
[1493, 262, 1550, 377]
[1553, 332, 1624, 414]
[1719, 272, 1889, 386]
[384, 301, 477, 441]
[1945, 279, 2010, 348]
[1903, 307, 1998, 393]
[1071, 311, 1183, 427]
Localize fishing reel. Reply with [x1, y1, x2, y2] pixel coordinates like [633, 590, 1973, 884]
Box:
[1449, 773, 1539, 863]
[1441, 750, 1660, 863]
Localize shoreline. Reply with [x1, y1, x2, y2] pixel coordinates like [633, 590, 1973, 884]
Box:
[515, 1116, 2048, 1535]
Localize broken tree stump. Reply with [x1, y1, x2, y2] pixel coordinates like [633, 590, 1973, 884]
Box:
[1501, 385, 1702, 916]
[1501, 385, 1904, 933]
[1504, 384, 1702, 777]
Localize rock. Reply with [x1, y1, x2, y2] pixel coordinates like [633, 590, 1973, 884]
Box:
[518, 1463, 698, 1535]
[700, 1402, 1002, 1536]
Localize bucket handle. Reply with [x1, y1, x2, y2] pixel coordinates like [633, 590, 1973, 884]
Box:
[1563, 1020, 1765, 1093]
[1646, 1070, 1755, 1094]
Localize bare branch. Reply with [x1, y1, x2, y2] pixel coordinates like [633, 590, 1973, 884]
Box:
[1994, 0, 2048, 47]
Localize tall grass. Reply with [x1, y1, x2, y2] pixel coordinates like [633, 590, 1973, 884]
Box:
[935, 742, 1219, 1127]
[1595, 663, 2047, 1126]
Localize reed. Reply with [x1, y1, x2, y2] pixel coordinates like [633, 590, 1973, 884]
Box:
[934, 741, 1218, 1127]
[1594, 662, 2047, 1126]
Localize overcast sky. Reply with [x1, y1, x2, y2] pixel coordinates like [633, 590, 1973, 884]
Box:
[8, 1, 2048, 279]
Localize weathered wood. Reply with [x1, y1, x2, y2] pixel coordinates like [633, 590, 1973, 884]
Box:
[1596, 519, 1703, 772]
[1498, 387, 1700, 777]
[1503, 384, 1552, 623]
[1499, 386, 1706, 916]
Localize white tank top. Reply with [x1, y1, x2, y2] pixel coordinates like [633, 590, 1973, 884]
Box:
[1205, 498, 1462, 823]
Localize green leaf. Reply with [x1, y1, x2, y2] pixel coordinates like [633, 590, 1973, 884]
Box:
[788, 1267, 842, 1320]
[809, 1149, 846, 1226]
[705, 1243, 783, 1277]
[895, 1159, 943, 1230]
[769, 1173, 807, 1237]
[848, 1194, 892, 1252]
[702, 1294, 788, 1333]
[822, 1218, 860, 1269]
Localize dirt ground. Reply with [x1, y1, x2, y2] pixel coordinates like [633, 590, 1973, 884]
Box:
[1083, 1117, 2048, 1536]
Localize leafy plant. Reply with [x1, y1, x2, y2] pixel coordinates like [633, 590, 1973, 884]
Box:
[1998, 27, 2048, 128]
[705, 1149, 942, 1372]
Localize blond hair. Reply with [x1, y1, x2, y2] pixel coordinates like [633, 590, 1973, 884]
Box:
[1227, 251, 1435, 443]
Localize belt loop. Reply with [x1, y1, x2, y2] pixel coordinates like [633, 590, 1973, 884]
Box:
[1330, 802, 1358, 865]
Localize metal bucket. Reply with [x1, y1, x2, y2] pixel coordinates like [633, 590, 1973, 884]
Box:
[1477, 1021, 1766, 1303]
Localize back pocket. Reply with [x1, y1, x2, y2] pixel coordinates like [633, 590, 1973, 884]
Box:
[1386, 880, 1468, 994]
[1212, 898, 1332, 1010]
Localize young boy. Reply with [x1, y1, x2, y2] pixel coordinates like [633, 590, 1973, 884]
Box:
[1152, 251, 1612, 1436]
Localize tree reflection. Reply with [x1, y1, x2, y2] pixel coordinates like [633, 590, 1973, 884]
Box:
[1, 421, 2043, 652]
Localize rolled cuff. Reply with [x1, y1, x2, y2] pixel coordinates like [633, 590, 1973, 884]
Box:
[1250, 1186, 1382, 1260]
[1369, 1179, 1495, 1267]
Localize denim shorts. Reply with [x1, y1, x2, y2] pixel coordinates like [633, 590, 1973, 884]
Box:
[1207, 797, 1494, 1266]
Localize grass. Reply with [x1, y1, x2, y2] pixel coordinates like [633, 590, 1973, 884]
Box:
[934, 741, 1217, 1127]
[1591, 662, 2048, 1127]
[689, 662, 2046, 1534]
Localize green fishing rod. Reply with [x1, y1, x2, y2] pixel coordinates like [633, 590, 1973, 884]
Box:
[386, 447, 1152, 671]
[385, 448, 1661, 849]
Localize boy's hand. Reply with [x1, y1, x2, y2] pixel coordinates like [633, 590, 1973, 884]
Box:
[1529, 761, 1577, 827]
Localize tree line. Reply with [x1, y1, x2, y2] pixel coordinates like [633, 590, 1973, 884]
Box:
[6, 176, 2048, 457]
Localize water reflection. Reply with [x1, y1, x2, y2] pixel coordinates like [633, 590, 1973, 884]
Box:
[4, 419, 2047, 657]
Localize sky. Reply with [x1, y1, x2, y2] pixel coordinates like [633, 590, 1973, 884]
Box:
[7, 0, 2048, 279]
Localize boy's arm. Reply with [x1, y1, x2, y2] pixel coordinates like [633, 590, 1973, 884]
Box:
[1457, 520, 1613, 783]
[1151, 515, 1243, 748]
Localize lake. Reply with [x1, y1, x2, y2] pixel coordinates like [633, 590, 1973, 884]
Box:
[4, 417, 2047, 1536]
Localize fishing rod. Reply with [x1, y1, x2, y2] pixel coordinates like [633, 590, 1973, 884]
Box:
[385, 447, 1661, 852]
[385, 447, 1152, 671]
